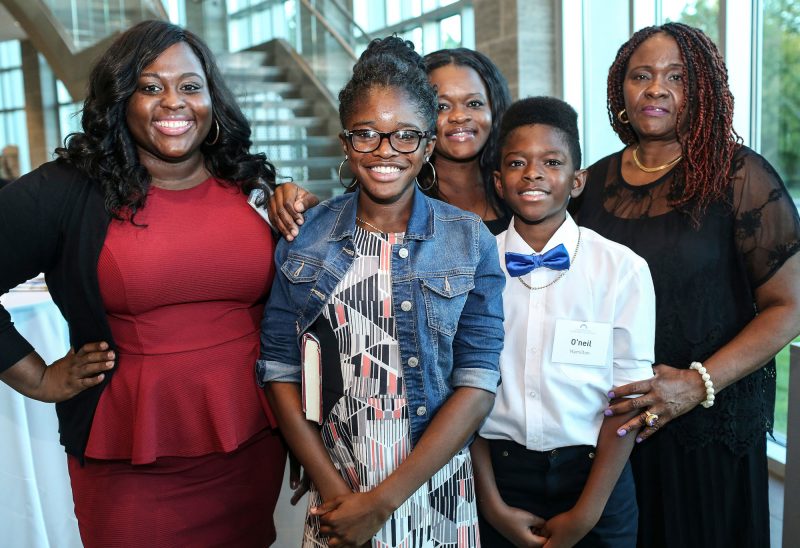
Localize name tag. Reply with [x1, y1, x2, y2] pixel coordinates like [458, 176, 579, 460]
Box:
[551, 319, 611, 367]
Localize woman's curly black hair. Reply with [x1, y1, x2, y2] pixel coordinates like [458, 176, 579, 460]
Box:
[338, 36, 437, 135]
[56, 20, 275, 220]
[419, 48, 511, 216]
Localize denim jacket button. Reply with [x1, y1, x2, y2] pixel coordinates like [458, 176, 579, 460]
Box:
[416, 406, 427, 416]
[400, 300, 412, 312]
[408, 357, 419, 367]
[398, 247, 409, 258]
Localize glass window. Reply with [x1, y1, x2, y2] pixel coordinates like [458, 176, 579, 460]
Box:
[56, 80, 82, 144]
[760, 0, 800, 441]
[663, 0, 721, 46]
[439, 14, 462, 49]
[0, 40, 28, 175]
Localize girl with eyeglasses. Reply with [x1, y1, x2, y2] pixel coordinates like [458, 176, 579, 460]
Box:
[256, 36, 505, 547]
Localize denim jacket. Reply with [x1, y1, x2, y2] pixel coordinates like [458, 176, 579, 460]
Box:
[256, 186, 505, 446]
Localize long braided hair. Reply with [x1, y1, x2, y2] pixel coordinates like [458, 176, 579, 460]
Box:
[607, 22, 741, 223]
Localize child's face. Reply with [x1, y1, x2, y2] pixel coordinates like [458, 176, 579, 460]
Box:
[493, 124, 586, 229]
[340, 86, 435, 206]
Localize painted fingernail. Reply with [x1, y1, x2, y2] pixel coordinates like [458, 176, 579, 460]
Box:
[607, 391, 615, 399]
[604, 408, 613, 416]
[636, 436, 643, 443]
[617, 428, 627, 437]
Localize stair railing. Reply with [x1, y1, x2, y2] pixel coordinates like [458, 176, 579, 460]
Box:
[292, 0, 372, 100]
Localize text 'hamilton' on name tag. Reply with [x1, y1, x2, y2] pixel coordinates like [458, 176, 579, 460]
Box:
[550, 319, 611, 367]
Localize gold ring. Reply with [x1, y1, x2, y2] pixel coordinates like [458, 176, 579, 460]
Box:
[644, 410, 659, 427]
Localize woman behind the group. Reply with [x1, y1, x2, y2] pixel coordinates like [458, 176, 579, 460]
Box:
[0, 21, 285, 546]
[257, 36, 505, 546]
[268, 46, 512, 238]
[574, 22, 800, 547]
[419, 47, 511, 233]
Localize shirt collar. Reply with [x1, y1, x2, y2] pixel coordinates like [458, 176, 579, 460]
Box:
[504, 213, 579, 257]
[329, 186, 435, 241]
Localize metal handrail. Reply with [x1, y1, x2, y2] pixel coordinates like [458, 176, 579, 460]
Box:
[297, 0, 360, 62]
[324, 0, 373, 45]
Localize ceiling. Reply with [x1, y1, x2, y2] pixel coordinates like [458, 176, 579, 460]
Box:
[0, 4, 27, 42]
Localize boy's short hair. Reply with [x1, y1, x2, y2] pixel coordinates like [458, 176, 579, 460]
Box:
[498, 96, 582, 168]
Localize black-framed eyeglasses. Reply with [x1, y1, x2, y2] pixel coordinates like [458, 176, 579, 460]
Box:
[342, 129, 433, 154]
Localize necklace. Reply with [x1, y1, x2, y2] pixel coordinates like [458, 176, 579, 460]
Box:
[356, 216, 385, 233]
[517, 229, 581, 290]
[632, 145, 682, 173]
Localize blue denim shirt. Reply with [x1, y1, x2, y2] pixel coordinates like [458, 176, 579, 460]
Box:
[256, 186, 505, 446]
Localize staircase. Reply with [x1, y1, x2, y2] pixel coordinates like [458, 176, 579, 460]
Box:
[218, 40, 346, 199]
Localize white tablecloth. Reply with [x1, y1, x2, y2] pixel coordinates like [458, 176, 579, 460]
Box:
[0, 291, 82, 548]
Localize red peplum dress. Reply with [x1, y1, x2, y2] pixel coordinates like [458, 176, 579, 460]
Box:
[67, 177, 285, 548]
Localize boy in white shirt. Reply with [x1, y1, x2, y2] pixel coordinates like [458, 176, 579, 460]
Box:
[472, 96, 656, 548]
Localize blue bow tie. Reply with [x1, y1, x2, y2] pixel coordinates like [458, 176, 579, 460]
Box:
[505, 244, 570, 277]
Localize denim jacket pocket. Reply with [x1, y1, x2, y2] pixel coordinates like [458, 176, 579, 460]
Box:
[421, 274, 475, 336]
[280, 254, 324, 284]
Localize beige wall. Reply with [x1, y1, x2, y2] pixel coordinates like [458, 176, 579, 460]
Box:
[474, 0, 560, 100]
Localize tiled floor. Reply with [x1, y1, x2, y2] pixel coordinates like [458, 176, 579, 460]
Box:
[272, 464, 787, 547]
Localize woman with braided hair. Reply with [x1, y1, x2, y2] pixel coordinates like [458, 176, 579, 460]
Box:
[574, 22, 800, 547]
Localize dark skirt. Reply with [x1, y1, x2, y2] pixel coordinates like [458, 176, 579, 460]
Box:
[69, 428, 286, 548]
[632, 429, 769, 548]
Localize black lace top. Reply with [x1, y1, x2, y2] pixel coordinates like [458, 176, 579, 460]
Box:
[575, 146, 800, 454]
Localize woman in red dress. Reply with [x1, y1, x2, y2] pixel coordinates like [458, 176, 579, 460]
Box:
[0, 21, 285, 546]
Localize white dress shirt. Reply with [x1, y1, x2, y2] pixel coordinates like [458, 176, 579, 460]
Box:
[479, 214, 655, 450]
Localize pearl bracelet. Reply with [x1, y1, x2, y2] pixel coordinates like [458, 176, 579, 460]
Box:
[690, 361, 715, 408]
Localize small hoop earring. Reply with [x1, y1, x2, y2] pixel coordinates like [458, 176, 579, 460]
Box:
[617, 109, 629, 124]
[206, 119, 220, 145]
[338, 156, 356, 189]
[417, 159, 436, 192]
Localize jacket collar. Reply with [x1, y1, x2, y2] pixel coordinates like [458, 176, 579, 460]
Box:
[328, 186, 435, 242]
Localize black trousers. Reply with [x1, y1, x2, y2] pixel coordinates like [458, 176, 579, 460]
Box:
[479, 439, 638, 548]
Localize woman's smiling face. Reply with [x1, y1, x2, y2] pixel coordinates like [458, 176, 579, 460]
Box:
[125, 42, 213, 164]
[340, 85, 435, 206]
[429, 64, 492, 163]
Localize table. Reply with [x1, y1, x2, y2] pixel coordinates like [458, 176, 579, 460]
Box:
[0, 291, 82, 548]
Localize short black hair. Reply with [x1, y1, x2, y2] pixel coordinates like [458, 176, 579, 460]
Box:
[338, 36, 436, 132]
[498, 96, 582, 168]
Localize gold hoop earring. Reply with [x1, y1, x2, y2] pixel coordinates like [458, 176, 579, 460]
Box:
[338, 156, 356, 189]
[206, 119, 220, 145]
[617, 109, 630, 124]
[417, 158, 436, 192]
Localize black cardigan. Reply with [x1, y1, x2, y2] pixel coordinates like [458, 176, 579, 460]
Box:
[0, 160, 115, 458]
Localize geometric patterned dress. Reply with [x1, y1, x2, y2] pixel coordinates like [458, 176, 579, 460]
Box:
[302, 226, 480, 547]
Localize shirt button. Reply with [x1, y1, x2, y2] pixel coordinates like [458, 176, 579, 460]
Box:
[408, 357, 419, 367]
[529, 391, 537, 398]
[398, 248, 409, 258]
[400, 300, 412, 312]
[416, 406, 427, 416]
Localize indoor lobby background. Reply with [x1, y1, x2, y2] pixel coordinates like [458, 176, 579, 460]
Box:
[0, 1, 797, 546]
